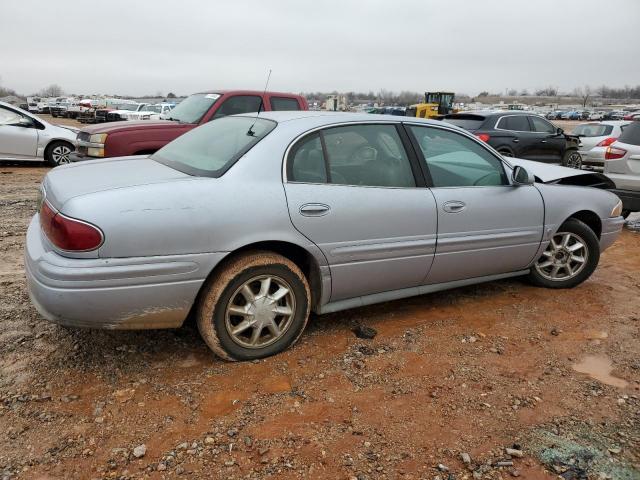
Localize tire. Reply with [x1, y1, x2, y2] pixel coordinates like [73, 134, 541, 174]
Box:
[497, 148, 514, 158]
[562, 149, 582, 169]
[44, 141, 74, 166]
[622, 209, 631, 219]
[196, 251, 311, 361]
[527, 218, 600, 289]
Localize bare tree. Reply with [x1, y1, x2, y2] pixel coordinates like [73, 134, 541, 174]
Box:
[573, 85, 592, 107]
[38, 84, 64, 97]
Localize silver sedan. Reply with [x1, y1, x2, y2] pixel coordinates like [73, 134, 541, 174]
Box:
[25, 112, 625, 360]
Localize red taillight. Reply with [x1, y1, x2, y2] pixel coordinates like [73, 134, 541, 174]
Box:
[596, 137, 617, 147]
[605, 146, 627, 160]
[475, 133, 490, 142]
[40, 201, 103, 251]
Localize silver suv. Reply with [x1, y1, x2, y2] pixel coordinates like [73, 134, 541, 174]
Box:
[604, 122, 640, 218]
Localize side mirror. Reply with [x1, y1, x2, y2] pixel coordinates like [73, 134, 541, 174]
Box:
[512, 165, 534, 185]
[15, 117, 34, 128]
[556, 127, 564, 135]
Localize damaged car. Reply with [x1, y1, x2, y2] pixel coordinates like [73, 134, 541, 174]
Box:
[25, 112, 624, 360]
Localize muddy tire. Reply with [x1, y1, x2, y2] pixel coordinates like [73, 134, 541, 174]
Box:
[527, 218, 600, 289]
[196, 251, 310, 361]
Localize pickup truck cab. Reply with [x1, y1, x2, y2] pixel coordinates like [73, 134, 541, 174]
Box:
[73, 90, 308, 160]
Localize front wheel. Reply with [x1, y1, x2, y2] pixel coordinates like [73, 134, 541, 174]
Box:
[562, 150, 582, 169]
[527, 218, 600, 289]
[44, 141, 74, 166]
[196, 251, 311, 361]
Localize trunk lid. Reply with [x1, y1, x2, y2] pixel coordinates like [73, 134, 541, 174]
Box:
[43, 156, 190, 209]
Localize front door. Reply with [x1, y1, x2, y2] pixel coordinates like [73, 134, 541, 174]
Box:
[0, 106, 38, 159]
[529, 115, 565, 163]
[284, 123, 438, 302]
[405, 124, 544, 284]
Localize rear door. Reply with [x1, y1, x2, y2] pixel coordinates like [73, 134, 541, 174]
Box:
[283, 123, 438, 302]
[0, 106, 38, 159]
[494, 115, 540, 159]
[529, 115, 565, 162]
[405, 124, 544, 284]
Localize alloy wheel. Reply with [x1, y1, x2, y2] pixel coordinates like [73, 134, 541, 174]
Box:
[224, 275, 296, 349]
[535, 232, 588, 281]
[52, 145, 72, 164]
[566, 152, 582, 169]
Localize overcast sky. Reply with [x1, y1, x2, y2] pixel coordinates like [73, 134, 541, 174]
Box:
[1, 0, 639, 97]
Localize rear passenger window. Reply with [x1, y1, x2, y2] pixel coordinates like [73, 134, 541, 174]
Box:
[287, 124, 416, 188]
[530, 116, 556, 134]
[288, 133, 327, 183]
[270, 97, 301, 111]
[497, 115, 530, 132]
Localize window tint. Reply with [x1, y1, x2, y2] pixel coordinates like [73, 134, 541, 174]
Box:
[497, 115, 530, 132]
[530, 116, 557, 134]
[287, 124, 416, 188]
[288, 133, 327, 183]
[408, 126, 507, 187]
[572, 123, 613, 137]
[270, 97, 301, 111]
[0, 107, 23, 125]
[322, 125, 415, 187]
[213, 95, 263, 119]
[442, 115, 486, 130]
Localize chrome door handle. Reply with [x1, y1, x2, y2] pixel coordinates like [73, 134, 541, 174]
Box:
[512, 139, 519, 143]
[299, 203, 330, 216]
[442, 201, 466, 213]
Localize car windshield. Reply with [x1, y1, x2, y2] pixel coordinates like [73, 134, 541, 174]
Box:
[572, 124, 613, 137]
[144, 105, 162, 113]
[165, 93, 221, 123]
[152, 116, 276, 177]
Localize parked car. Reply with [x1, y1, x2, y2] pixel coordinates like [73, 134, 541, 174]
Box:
[123, 103, 174, 121]
[71, 90, 308, 161]
[0, 101, 76, 165]
[575, 121, 631, 168]
[546, 111, 563, 120]
[604, 111, 625, 121]
[588, 111, 606, 121]
[442, 111, 582, 167]
[26, 112, 624, 360]
[623, 111, 640, 121]
[603, 121, 640, 218]
[105, 103, 148, 122]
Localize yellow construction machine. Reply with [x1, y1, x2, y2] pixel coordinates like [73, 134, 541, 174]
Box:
[406, 92, 455, 119]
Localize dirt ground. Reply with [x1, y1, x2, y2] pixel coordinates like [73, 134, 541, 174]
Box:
[1, 160, 639, 480]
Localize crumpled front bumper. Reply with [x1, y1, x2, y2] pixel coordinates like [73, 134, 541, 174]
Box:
[24, 215, 226, 330]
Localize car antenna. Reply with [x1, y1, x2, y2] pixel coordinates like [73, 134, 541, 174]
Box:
[247, 69, 272, 136]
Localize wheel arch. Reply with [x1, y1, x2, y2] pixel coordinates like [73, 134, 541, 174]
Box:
[565, 210, 602, 238]
[192, 240, 325, 319]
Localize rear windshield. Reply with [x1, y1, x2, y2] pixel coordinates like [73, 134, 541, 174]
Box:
[152, 116, 276, 177]
[617, 121, 640, 146]
[442, 115, 485, 130]
[572, 124, 613, 137]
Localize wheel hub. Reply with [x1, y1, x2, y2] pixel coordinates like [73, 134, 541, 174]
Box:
[534, 231, 588, 281]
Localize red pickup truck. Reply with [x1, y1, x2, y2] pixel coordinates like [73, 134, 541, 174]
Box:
[72, 90, 308, 160]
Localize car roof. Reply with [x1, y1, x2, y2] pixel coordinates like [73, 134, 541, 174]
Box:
[235, 110, 454, 127]
[196, 90, 304, 98]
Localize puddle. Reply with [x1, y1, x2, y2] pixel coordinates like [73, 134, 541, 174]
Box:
[572, 355, 628, 388]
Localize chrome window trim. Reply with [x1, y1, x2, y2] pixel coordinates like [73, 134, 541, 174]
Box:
[282, 120, 418, 189]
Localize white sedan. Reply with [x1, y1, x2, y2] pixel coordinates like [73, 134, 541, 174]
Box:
[573, 121, 630, 168]
[0, 101, 77, 165]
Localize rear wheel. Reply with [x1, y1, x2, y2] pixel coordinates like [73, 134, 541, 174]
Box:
[44, 141, 74, 166]
[497, 148, 514, 158]
[527, 218, 599, 289]
[622, 209, 631, 219]
[196, 251, 311, 361]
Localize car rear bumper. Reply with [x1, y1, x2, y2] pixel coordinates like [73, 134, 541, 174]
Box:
[581, 147, 606, 167]
[24, 215, 226, 330]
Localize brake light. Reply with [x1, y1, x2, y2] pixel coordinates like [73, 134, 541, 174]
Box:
[605, 147, 627, 160]
[40, 201, 103, 251]
[475, 133, 490, 142]
[596, 137, 617, 147]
